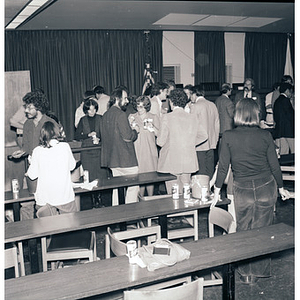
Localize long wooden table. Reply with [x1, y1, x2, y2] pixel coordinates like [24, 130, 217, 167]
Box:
[5, 223, 294, 300]
[5, 196, 230, 244]
[5, 171, 176, 221]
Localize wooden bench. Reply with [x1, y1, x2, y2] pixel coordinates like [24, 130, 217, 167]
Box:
[5, 171, 176, 221]
[5, 223, 294, 300]
[5, 197, 230, 244]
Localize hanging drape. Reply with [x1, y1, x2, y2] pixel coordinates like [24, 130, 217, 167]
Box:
[194, 31, 225, 88]
[289, 33, 295, 79]
[244, 33, 287, 90]
[5, 30, 163, 140]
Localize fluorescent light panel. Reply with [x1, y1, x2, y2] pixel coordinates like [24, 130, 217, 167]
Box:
[6, 0, 49, 29]
[20, 6, 41, 16]
[154, 13, 282, 28]
[153, 13, 208, 26]
[228, 17, 282, 28]
[193, 15, 245, 27]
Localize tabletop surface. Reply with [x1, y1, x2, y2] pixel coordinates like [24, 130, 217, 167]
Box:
[5, 223, 294, 300]
[5, 171, 176, 204]
[5, 196, 230, 243]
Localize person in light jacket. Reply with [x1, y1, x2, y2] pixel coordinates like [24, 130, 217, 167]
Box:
[157, 88, 207, 194]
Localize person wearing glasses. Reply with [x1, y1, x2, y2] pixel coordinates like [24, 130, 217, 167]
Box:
[11, 90, 60, 220]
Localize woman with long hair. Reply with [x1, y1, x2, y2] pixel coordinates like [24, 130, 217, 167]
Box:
[26, 121, 77, 216]
[211, 98, 290, 284]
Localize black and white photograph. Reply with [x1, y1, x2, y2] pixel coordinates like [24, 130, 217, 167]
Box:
[4, 1, 295, 299]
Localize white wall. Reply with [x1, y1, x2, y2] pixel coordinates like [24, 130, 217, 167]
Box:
[162, 31, 245, 86]
[225, 33, 245, 84]
[163, 31, 194, 86]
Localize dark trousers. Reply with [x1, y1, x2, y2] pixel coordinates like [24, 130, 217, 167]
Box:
[233, 175, 277, 277]
[194, 149, 215, 180]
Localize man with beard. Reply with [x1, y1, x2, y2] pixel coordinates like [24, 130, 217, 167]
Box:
[101, 86, 140, 205]
[234, 78, 265, 123]
[12, 90, 60, 220]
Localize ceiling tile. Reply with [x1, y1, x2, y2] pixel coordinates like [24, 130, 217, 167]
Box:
[153, 13, 208, 26]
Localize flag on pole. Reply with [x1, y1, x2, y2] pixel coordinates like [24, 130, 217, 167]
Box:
[142, 63, 155, 95]
[284, 35, 293, 79]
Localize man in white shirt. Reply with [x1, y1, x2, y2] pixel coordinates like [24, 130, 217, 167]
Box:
[149, 82, 168, 117]
[74, 90, 95, 128]
[93, 85, 110, 116]
[190, 84, 220, 179]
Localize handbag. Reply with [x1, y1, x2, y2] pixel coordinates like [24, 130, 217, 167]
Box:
[138, 238, 190, 272]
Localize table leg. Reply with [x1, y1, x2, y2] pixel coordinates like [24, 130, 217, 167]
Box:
[118, 188, 127, 231]
[17, 241, 25, 276]
[28, 239, 39, 274]
[13, 203, 20, 222]
[158, 215, 168, 238]
[222, 263, 235, 300]
[118, 187, 125, 205]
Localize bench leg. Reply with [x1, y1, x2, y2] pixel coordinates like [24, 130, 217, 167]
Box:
[158, 215, 168, 238]
[222, 263, 235, 300]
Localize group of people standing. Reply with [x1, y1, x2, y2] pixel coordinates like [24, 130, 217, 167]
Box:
[11, 76, 292, 285]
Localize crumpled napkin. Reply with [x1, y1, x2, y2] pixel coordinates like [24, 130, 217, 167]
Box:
[72, 180, 98, 191]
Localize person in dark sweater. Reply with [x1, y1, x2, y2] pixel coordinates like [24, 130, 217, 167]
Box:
[273, 82, 294, 155]
[100, 86, 139, 205]
[75, 98, 111, 207]
[211, 98, 290, 285]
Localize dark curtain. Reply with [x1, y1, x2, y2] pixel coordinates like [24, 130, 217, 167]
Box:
[194, 31, 225, 88]
[5, 30, 163, 140]
[289, 33, 295, 79]
[244, 33, 287, 90]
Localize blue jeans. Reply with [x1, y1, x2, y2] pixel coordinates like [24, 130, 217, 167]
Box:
[233, 175, 277, 277]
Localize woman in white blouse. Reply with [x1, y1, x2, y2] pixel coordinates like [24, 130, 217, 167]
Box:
[26, 121, 77, 217]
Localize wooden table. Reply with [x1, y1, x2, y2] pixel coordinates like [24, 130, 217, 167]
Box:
[5, 171, 176, 221]
[5, 196, 230, 244]
[5, 223, 294, 300]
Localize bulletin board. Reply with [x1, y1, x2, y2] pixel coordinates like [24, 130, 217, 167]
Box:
[5, 71, 31, 146]
[5, 71, 31, 191]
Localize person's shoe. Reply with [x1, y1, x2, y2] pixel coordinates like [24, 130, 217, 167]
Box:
[239, 275, 259, 284]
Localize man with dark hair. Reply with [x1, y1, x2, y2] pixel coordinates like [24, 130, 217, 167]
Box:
[264, 82, 280, 130]
[101, 86, 140, 205]
[157, 88, 207, 193]
[93, 85, 110, 116]
[149, 82, 168, 117]
[162, 79, 176, 113]
[12, 90, 60, 220]
[272, 74, 294, 109]
[190, 84, 219, 179]
[215, 83, 234, 139]
[273, 82, 294, 155]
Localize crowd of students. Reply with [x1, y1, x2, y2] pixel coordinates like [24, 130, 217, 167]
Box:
[11, 76, 293, 284]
